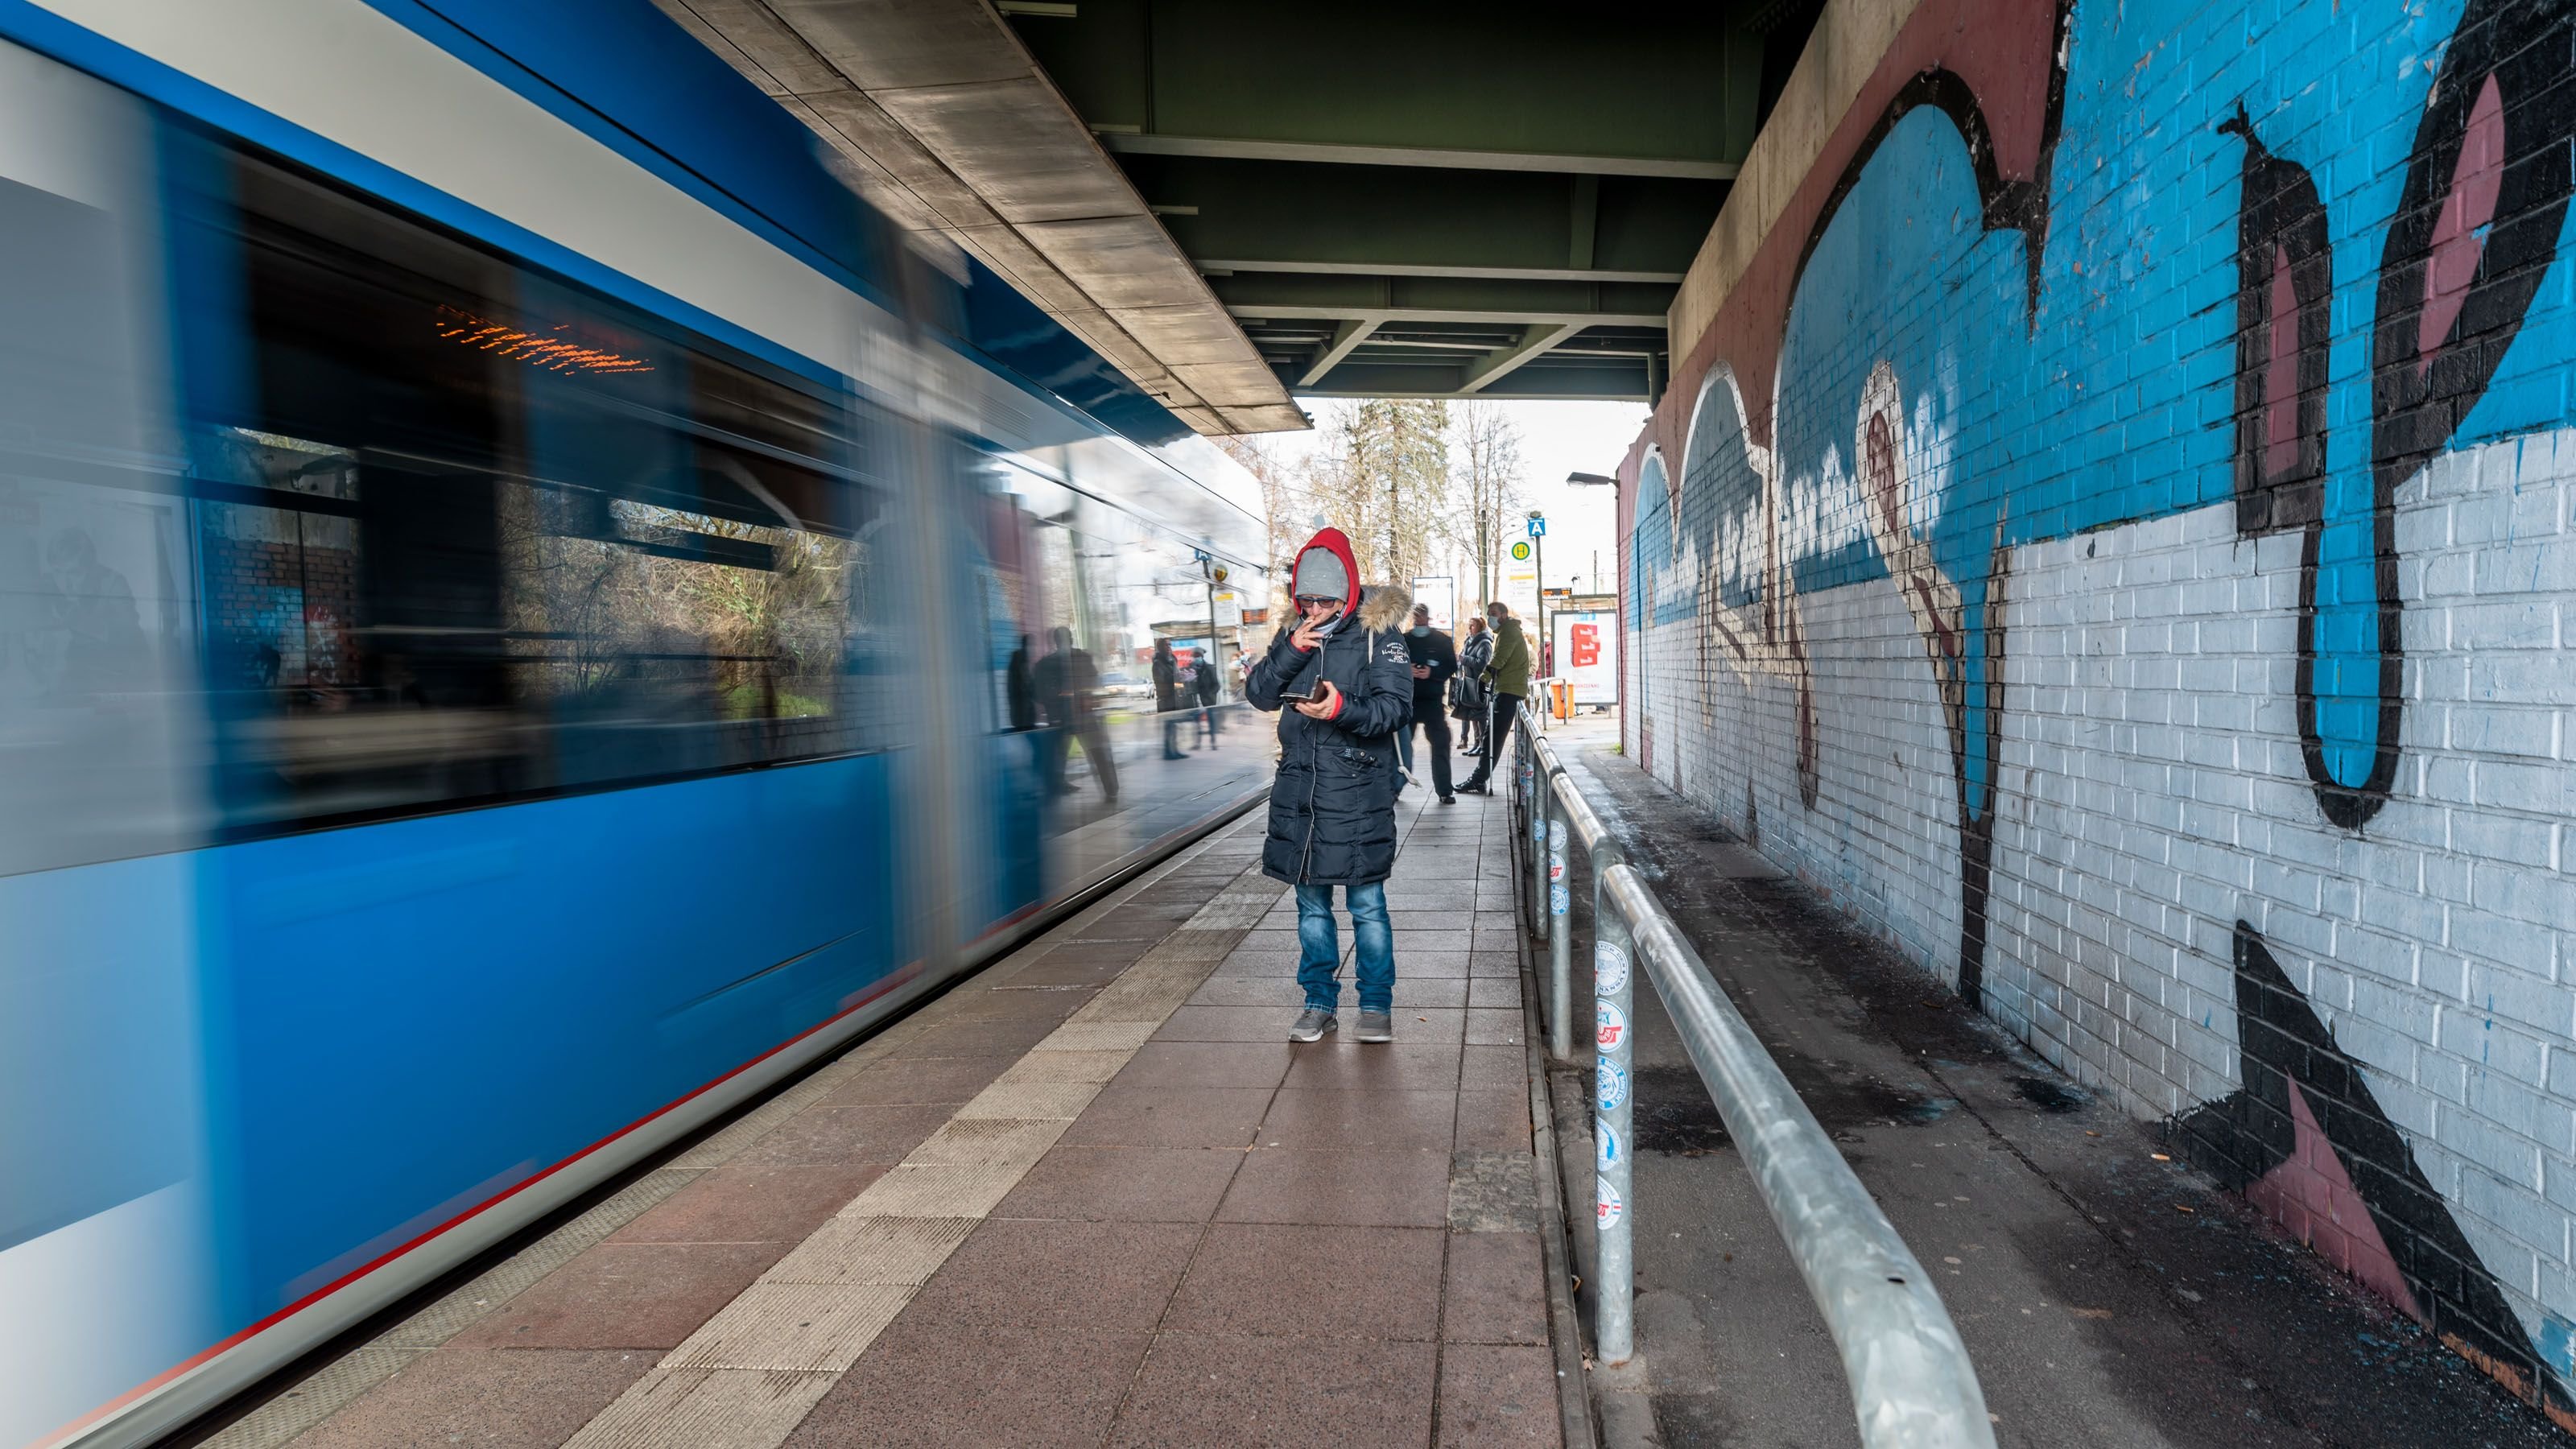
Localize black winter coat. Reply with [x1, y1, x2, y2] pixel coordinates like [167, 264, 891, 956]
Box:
[1406, 628, 1457, 716]
[1245, 584, 1414, 886]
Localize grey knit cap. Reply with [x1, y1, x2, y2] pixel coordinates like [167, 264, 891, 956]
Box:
[1291, 543, 1348, 602]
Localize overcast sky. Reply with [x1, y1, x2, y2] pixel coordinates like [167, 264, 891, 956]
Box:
[1266, 398, 1649, 597]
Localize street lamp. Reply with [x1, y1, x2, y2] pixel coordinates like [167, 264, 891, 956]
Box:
[1566, 471, 1616, 487]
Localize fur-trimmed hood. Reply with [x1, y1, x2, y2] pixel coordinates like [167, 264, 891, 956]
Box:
[1356, 580, 1412, 634]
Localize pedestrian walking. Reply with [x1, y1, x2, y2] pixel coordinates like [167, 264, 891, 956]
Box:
[1153, 637, 1187, 759]
[1245, 526, 1412, 1043]
[1455, 613, 1492, 757]
[1456, 601, 1529, 795]
[1192, 646, 1223, 747]
[1035, 626, 1119, 801]
[1404, 601, 1459, 804]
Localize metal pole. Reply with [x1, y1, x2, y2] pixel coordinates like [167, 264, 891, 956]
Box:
[1514, 706, 1535, 943]
[1592, 835, 1635, 1365]
[1547, 778, 1571, 1062]
[1534, 522, 1546, 685]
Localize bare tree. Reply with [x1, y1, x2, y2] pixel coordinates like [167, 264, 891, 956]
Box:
[1219, 433, 1310, 588]
[1451, 400, 1527, 609]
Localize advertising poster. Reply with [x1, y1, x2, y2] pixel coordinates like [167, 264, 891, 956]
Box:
[1410, 575, 1455, 630]
[1551, 611, 1617, 705]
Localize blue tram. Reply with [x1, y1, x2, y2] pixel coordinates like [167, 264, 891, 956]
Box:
[0, 4, 1271, 1444]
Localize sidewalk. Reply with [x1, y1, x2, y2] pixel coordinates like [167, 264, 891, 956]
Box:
[1544, 725, 2564, 1449]
[202, 782, 1568, 1448]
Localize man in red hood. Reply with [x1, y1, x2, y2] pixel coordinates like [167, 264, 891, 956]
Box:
[1245, 527, 1415, 1042]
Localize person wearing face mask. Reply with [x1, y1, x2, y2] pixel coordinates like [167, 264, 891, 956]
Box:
[1453, 613, 1492, 757]
[1402, 601, 1459, 804]
[1245, 526, 1414, 1043]
[1455, 601, 1530, 795]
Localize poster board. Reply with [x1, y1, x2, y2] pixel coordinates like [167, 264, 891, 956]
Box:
[1410, 575, 1455, 630]
[1551, 611, 1618, 705]
[1502, 539, 1539, 621]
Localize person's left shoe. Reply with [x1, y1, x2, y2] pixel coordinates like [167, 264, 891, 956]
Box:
[1355, 1010, 1393, 1043]
[1439, 795, 1457, 805]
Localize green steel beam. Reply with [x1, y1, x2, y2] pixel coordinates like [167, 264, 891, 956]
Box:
[1015, 0, 1769, 169]
[1123, 155, 1719, 278]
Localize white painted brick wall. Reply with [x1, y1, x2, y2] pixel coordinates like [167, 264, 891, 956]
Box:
[1628, 427, 2576, 1372]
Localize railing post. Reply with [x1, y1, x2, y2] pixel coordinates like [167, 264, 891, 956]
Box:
[1525, 713, 1547, 948]
[1547, 781, 1571, 1061]
[1592, 836, 1635, 1366]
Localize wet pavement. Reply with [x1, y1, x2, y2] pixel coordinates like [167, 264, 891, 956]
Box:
[1542, 724, 2564, 1449]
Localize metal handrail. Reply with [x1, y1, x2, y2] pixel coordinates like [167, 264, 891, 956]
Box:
[1511, 704, 1996, 1449]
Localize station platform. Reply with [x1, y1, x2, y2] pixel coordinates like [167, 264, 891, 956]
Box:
[202, 784, 1571, 1449]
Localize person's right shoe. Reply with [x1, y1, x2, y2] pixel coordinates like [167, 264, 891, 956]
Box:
[1458, 781, 1490, 795]
[1354, 1010, 1394, 1043]
[1288, 1007, 1337, 1042]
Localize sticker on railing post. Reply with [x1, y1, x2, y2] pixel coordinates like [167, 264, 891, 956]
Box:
[1595, 941, 1629, 996]
[1550, 882, 1569, 914]
[1595, 1058, 1628, 1113]
[1549, 819, 1566, 851]
[1597, 1179, 1624, 1229]
[1597, 1121, 1621, 1170]
[1596, 999, 1628, 1051]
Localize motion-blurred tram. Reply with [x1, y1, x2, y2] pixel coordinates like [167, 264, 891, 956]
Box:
[0, 4, 1273, 1444]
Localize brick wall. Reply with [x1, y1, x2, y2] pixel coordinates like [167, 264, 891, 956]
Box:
[199, 503, 361, 685]
[1621, 0, 2576, 1421]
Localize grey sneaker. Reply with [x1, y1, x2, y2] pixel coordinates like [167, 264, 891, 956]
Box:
[1288, 1007, 1337, 1042]
[1355, 1010, 1394, 1043]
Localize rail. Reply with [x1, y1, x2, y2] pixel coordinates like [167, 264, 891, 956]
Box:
[1509, 704, 1996, 1449]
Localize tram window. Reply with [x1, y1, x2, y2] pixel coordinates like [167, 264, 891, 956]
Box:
[190, 142, 881, 836]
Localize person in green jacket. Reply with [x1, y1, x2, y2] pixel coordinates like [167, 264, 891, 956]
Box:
[1458, 601, 1530, 795]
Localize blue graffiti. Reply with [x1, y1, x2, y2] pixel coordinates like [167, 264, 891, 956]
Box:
[1634, 0, 2576, 869]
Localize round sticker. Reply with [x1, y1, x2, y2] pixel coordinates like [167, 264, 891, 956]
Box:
[1596, 999, 1629, 1052]
[1550, 881, 1570, 914]
[1596, 1058, 1628, 1113]
[1598, 1121, 1622, 1171]
[1597, 1179, 1624, 1229]
[1549, 860, 1565, 882]
[1595, 942, 1630, 996]
[1549, 819, 1567, 850]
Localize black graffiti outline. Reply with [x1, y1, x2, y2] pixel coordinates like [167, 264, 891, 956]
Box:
[2173, 923, 2570, 1413]
[2222, 0, 2576, 830]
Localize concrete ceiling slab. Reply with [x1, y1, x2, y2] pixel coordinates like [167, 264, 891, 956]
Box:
[655, 0, 1297, 433]
[766, 0, 1024, 90]
[871, 76, 1141, 223]
[1019, 213, 1203, 311]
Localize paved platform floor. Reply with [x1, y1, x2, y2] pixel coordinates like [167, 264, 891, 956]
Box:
[204, 785, 1565, 1449]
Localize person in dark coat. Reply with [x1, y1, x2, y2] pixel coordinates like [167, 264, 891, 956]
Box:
[1006, 635, 1037, 731]
[1403, 601, 1459, 803]
[1034, 626, 1117, 800]
[1191, 646, 1223, 748]
[1455, 614, 1492, 756]
[1152, 637, 1186, 759]
[1245, 526, 1413, 1044]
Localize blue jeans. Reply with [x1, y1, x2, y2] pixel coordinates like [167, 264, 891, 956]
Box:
[1295, 881, 1393, 1013]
